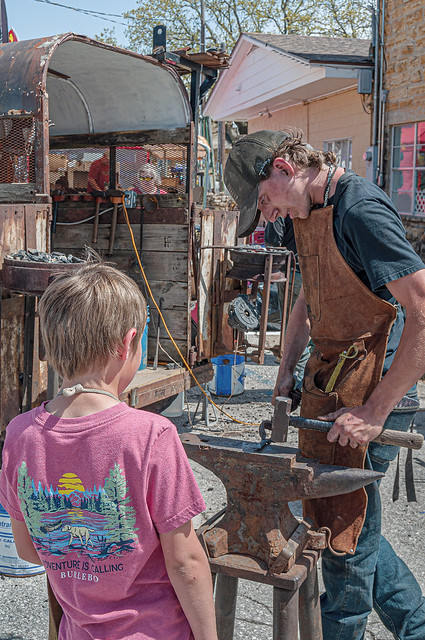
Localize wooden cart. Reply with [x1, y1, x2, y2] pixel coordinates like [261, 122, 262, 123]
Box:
[0, 33, 239, 438]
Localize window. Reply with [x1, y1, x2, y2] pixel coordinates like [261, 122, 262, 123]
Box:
[391, 122, 425, 217]
[323, 138, 352, 170]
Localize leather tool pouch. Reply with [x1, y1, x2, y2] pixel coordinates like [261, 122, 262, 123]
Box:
[299, 346, 369, 554]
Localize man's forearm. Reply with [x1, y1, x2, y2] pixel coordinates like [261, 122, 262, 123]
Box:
[279, 288, 310, 374]
[365, 310, 425, 422]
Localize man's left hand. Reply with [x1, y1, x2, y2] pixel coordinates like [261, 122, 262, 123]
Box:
[318, 406, 386, 448]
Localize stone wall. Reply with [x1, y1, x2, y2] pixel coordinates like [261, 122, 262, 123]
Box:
[384, 0, 425, 129]
[383, 0, 425, 258]
[403, 218, 425, 262]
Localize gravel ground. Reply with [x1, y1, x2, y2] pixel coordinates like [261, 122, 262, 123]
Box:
[1, 353, 425, 640]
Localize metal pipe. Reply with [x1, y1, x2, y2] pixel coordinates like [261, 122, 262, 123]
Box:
[372, 2, 380, 184]
[377, 0, 387, 186]
[54, 76, 94, 133]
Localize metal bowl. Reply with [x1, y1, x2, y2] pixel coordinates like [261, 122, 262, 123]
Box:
[1, 257, 85, 296]
[226, 246, 290, 281]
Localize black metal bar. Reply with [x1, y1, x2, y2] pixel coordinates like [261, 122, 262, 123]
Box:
[214, 573, 238, 640]
[299, 563, 323, 640]
[190, 69, 200, 163]
[109, 146, 116, 190]
[273, 586, 299, 640]
[22, 295, 36, 413]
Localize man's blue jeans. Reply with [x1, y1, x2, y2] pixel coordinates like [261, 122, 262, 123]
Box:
[320, 417, 425, 639]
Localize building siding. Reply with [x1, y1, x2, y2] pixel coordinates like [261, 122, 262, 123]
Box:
[249, 88, 370, 177]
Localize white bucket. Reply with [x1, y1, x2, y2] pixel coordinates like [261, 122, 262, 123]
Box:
[207, 354, 246, 396]
[0, 502, 45, 577]
[161, 391, 184, 418]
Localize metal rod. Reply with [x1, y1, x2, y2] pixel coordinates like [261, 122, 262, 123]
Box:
[273, 586, 299, 640]
[153, 298, 163, 370]
[214, 574, 238, 640]
[299, 563, 323, 640]
[257, 254, 273, 365]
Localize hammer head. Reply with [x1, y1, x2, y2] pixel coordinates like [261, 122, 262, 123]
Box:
[271, 396, 292, 443]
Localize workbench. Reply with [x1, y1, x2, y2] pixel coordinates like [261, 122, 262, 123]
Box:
[119, 362, 213, 410]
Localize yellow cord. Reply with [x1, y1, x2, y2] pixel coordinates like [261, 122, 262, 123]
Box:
[121, 197, 260, 426]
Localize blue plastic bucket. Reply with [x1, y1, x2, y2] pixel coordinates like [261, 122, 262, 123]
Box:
[138, 306, 150, 371]
[208, 354, 245, 396]
[0, 502, 45, 577]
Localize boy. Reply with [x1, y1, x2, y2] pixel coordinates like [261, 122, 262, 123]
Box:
[0, 262, 218, 640]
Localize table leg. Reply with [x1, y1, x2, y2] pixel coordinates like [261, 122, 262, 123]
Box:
[215, 573, 239, 640]
[273, 586, 299, 640]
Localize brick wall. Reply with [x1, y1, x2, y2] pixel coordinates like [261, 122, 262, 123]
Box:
[249, 88, 371, 177]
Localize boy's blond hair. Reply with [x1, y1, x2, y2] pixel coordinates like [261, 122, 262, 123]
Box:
[39, 263, 147, 380]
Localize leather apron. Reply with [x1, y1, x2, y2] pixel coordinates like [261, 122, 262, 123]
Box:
[293, 206, 397, 554]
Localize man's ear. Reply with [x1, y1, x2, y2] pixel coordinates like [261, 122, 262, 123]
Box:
[118, 328, 137, 360]
[273, 157, 295, 177]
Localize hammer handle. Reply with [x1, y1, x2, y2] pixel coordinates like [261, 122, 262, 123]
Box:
[290, 416, 423, 450]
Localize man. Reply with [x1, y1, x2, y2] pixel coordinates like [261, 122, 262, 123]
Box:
[87, 149, 110, 193]
[224, 128, 425, 639]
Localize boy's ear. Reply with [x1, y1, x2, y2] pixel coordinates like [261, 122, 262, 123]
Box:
[119, 328, 137, 360]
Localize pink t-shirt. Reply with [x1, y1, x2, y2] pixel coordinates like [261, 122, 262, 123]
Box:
[0, 402, 206, 640]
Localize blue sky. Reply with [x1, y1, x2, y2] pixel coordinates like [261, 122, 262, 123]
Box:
[7, 0, 138, 46]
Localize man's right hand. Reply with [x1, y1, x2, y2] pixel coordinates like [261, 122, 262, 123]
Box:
[272, 369, 295, 405]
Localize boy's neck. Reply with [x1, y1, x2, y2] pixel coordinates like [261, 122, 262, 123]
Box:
[46, 374, 122, 419]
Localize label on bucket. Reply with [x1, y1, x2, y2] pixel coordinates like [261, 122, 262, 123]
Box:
[0, 503, 45, 577]
[207, 354, 245, 396]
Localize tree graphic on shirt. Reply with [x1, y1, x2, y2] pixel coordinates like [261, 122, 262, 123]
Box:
[103, 463, 138, 543]
[17, 462, 43, 536]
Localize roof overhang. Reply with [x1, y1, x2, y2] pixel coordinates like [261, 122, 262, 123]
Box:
[0, 34, 192, 136]
[204, 34, 372, 121]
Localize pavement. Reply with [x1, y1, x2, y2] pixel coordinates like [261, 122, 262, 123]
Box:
[1, 353, 425, 639]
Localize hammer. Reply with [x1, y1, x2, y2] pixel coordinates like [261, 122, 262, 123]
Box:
[106, 189, 124, 255]
[260, 396, 423, 450]
[91, 190, 106, 244]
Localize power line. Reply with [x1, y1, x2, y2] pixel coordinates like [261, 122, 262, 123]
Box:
[33, 0, 127, 26]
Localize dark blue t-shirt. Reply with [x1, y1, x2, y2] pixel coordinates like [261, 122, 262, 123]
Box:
[328, 171, 425, 373]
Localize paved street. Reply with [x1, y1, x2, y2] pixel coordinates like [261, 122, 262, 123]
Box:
[1, 355, 425, 639]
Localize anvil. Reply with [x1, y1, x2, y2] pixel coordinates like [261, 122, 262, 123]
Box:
[181, 433, 383, 573]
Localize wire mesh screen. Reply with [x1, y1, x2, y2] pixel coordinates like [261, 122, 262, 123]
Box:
[49, 144, 188, 194]
[0, 117, 36, 183]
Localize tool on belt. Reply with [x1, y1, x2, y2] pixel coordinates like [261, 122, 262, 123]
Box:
[259, 397, 423, 450]
[325, 344, 362, 393]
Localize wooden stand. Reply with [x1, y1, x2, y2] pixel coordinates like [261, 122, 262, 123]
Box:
[210, 550, 322, 640]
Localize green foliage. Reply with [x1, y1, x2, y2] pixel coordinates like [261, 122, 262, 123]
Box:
[95, 0, 371, 56]
[94, 27, 120, 47]
[103, 463, 138, 542]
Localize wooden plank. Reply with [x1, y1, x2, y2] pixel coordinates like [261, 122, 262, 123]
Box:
[147, 336, 188, 363]
[148, 306, 188, 341]
[143, 208, 188, 225]
[142, 250, 188, 282]
[145, 281, 188, 310]
[141, 224, 188, 253]
[0, 205, 26, 264]
[0, 183, 37, 203]
[1, 295, 25, 433]
[197, 211, 214, 359]
[49, 127, 192, 149]
[53, 223, 141, 252]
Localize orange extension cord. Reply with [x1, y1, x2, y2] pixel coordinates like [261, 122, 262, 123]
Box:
[121, 196, 261, 427]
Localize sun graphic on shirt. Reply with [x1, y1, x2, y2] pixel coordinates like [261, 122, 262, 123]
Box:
[57, 473, 85, 494]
